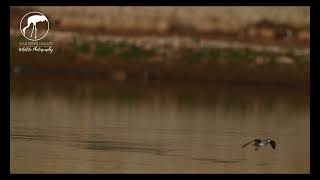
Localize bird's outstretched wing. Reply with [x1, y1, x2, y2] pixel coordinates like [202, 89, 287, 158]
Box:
[269, 140, 276, 149]
[242, 140, 253, 148]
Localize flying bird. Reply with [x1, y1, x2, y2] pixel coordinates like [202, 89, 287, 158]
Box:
[242, 138, 276, 151]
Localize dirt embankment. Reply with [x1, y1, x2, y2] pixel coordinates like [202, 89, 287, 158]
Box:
[11, 6, 310, 48]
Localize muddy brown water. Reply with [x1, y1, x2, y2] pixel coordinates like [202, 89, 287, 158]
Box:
[10, 75, 309, 173]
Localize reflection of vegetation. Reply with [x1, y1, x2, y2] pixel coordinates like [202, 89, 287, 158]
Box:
[34, 90, 47, 99]
[91, 88, 143, 106]
[11, 87, 47, 99]
[92, 89, 113, 100]
[177, 93, 198, 105]
[116, 90, 142, 106]
[12, 86, 143, 107]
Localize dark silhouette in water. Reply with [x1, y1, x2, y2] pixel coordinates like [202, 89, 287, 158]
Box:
[242, 138, 276, 151]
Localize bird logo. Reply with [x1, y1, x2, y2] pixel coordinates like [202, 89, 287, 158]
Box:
[20, 12, 50, 41]
[242, 138, 276, 151]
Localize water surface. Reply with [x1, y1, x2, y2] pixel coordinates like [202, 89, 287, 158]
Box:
[10, 75, 309, 173]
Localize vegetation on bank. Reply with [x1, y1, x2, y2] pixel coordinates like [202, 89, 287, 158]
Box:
[10, 35, 309, 84]
[10, 31, 309, 67]
[63, 38, 309, 66]
[68, 38, 156, 61]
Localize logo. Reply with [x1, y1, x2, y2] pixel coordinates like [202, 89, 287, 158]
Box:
[18, 11, 53, 53]
[20, 12, 50, 41]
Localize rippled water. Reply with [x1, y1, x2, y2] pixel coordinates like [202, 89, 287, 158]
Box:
[10, 75, 309, 173]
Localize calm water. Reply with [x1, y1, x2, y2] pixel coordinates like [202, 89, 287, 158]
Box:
[10, 75, 310, 173]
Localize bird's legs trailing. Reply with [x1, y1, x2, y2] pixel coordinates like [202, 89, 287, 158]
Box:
[242, 141, 253, 148]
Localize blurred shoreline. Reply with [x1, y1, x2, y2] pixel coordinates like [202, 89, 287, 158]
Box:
[10, 6, 309, 85]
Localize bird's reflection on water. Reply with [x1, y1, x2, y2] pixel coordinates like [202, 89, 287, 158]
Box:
[10, 75, 309, 173]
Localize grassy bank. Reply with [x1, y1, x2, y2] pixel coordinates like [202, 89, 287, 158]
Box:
[10, 31, 309, 85]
